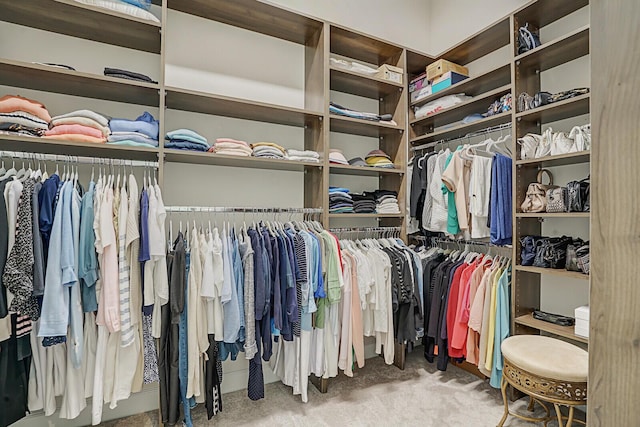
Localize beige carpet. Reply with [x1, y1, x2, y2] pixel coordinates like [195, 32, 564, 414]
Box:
[103, 350, 582, 426]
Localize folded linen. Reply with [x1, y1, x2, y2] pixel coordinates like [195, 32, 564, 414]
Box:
[53, 109, 109, 127]
[43, 134, 106, 143]
[165, 129, 208, 145]
[107, 140, 156, 148]
[286, 149, 319, 158]
[214, 142, 252, 154]
[51, 116, 110, 136]
[287, 156, 320, 163]
[215, 138, 250, 148]
[213, 148, 252, 157]
[165, 141, 207, 151]
[251, 142, 286, 153]
[109, 132, 159, 146]
[0, 95, 51, 123]
[46, 124, 104, 139]
[109, 111, 159, 140]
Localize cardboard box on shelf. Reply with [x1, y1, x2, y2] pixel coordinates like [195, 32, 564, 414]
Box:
[410, 85, 432, 103]
[431, 71, 469, 94]
[375, 64, 403, 84]
[426, 59, 469, 81]
[409, 73, 428, 92]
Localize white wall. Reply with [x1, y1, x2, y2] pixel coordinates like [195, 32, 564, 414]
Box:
[268, 0, 431, 53]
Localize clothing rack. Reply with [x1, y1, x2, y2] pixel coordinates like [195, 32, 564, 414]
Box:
[330, 226, 401, 239]
[0, 150, 159, 168]
[417, 236, 512, 252]
[164, 206, 323, 214]
[411, 122, 512, 153]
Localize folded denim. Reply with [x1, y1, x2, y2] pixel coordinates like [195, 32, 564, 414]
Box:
[51, 116, 110, 136]
[165, 141, 208, 151]
[104, 67, 157, 84]
[109, 111, 159, 139]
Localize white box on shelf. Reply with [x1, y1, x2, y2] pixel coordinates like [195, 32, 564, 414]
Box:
[575, 305, 589, 322]
[575, 324, 589, 338]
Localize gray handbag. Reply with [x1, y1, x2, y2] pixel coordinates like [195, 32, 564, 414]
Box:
[546, 186, 568, 213]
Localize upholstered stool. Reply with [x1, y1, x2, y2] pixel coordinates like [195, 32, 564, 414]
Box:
[497, 335, 588, 427]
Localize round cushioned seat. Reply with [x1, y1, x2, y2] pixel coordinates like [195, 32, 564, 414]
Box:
[501, 335, 588, 382]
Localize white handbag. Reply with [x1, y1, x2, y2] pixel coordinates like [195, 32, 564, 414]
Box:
[534, 128, 553, 158]
[550, 131, 577, 155]
[518, 133, 542, 160]
[569, 124, 591, 152]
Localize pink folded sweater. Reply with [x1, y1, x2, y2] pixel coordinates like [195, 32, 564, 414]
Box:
[0, 95, 52, 123]
[45, 124, 104, 139]
[43, 134, 106, 144]
[215, 138, 250, 148]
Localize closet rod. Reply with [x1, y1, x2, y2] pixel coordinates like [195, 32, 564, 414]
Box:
[421, 236, 511, 250]
[0, 150, 159, 168]
[411, 122, 512, 152]
[164, 206, 323, 214]
[330, 226, 401, 232]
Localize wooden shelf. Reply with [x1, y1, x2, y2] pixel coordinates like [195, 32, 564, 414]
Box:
[515, 314, 588, 344]
[163, 149, 321, 171]
[329, 213, 404, 219]
[516, 151, 590, 167]
[329, 164, 404, 176]
[0, 0, 161, 53]
[515, 26, 590, 72]
[410, 111, 512, 145]
[411, 85, 511, 129]
[411, 63, 511, 107]
[330, 25, 403, 65]
[165, 87, 322, 127]
[0, 59, 159, 106]
[330, 115, 403, 138]
[439, 16, 511, 65]
[516, 212, 590, 218]
[514, 0, 589, 29]
[515, 265, 589, 280]
[167, 0, 322, 45]
[516, 93, 590, 123]
[330, 66, 403, 99]
[0, 134, 159, 160]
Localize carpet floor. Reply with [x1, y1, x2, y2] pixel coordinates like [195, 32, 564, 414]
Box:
[103, 349, 583, 426]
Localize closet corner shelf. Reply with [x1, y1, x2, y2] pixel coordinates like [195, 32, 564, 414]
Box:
[515, 265, 589, 281]
[164, 87, 323, 128]
[329, 164, 404, 176]
[516, 212, 590, 218]
[163, 149, 322, 171]
[515, 313, 589, 345]
[410, 111, 512, 145]
[0, 59, 160, 107]
[0, 135, 159, 160]
[0, 0, 161, 54]
[410, 63, 511, 108]
[514, 0, 589, 35]
[330, 25, 403, 66]
[166, 0, 322, 45]
[515, 93, 590, 123]
[407, 50, 436, 78]
[515, 25, 590, 73]
[329, 115, 404, 138]
[515, 151, 590, 167]
[330, 66, 403, 99]
[328, 213, 404, 219]
[439, 16, 511, 65]
[410, 84, 511, 128]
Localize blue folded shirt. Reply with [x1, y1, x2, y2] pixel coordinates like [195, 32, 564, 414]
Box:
[109, 112, 159, 140]
[165, 141, 209, 152]
[165, 129, 208, 146]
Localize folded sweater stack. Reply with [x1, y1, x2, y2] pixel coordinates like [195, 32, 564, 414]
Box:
[251, 142, 286, 159]
[108, 111, 159, 147]
[46, 109, 109, 144]
[365, 149, 395, 168]
[329, 186, 353, 213]
[164, 129, 209, 151]
[351, 193, 376, 213]
[0, 95, 51, 137]
[286, 149, 320, 163]
[210, 138, 252, 156]
[374, 190, 401, 214]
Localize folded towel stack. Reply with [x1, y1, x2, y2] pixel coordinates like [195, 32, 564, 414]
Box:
[329, 149, 349, 165]
[211, 138, 252, 156]
[285, 149, 320, 163]
[373, 190, 401, 214]
[0, 95, 51, 137]
[165, 129, 209, 152]
[251, 142, 286, 159]
[108, 111, 159, 147]
[329, 102, 394, 123]
[351, 193, 376, 213]
[329, 186, 353, 213]
[365, 149, 395, 168]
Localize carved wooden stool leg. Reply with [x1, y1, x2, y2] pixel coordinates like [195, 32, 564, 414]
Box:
[497, 376, 510, 427]
[554, 404, 565, 427]
[566, 406, 575, 427]
[527, 396, 535, 412]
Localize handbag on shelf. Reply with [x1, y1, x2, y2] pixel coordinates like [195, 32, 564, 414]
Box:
[521, 169, 556, 213]
[546, 186, 569, 213]
[569, 124, 591, 151]
[550, 131, 577, 156]
[518, 92, 534, 112]
[534, 128, 553, 158]
[533, 238, 552, 268]
[567, 176, 590, 212]
[543, 236, 573, 269]
[533, 91, 553, 108]
[518, 133, 542, 160]
[520, 235, 543, 266]
[576, 244, 590, 274]
[565, 238, 585, 271]
[518, 23, 542, 55]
